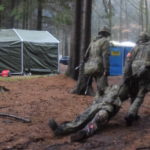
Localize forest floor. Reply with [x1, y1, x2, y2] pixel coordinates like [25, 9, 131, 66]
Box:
[0, 64, 150, 150]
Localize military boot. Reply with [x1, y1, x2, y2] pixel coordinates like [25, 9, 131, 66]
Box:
[48, 119, 66, 136]
[48, 119, 58, 131]
[124, 114, 140, 126]
[71, 122, 98, 142]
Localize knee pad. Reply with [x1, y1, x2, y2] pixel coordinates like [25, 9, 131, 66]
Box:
[95, 110, 109, 125]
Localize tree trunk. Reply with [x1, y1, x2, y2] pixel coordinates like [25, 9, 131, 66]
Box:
[25, 0, 29, 29]
[145, 0, 149, 32]
[67, 0, 83, 80]
[10, 0, 16, 27]
[64, 30, 68, 56]
[139, 0, 144, 32]
[13, 0, 20, 28]
[71, 0, 94, 96]
[102, 0, 108, 14]
[108, 0, 112, 40]
[119, 0, 123, 41]
[37, 0, 42, 30]
[0, 0, 2, 27]
[22, 0, 26, 29]
[103, 0, 112, 30]
[102, 0, 112, 31]
[125, 0, 129, 40]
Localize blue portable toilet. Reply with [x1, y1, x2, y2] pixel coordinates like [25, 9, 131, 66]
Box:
[109, 41, 135, 76]
[109, 45, 124, 76]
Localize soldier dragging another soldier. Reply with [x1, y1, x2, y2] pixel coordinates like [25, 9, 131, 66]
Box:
[49, 32, 150, 142]
[119, 32, 150, 126]
[83, 26, 111, 96]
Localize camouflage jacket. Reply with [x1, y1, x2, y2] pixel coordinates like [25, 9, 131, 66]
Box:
[124, 41, 150, 76]
[84, 36, 110, 75]
[93, 85, 122, 107]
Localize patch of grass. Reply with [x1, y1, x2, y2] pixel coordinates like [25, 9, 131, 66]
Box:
[0, 75, 50, 82]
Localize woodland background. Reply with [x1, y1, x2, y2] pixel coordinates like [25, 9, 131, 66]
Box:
[0, 0, 149, 56]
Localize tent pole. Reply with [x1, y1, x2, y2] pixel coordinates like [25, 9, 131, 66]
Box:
[58, 43, 60, 73]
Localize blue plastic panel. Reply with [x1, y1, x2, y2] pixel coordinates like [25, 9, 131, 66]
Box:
[109, 46, 124, 76]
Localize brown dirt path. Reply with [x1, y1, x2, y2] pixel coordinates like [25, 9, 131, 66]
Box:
[0, 73, 149, 150]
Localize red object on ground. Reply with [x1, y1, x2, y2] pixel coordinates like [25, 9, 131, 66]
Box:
[1, 70, 11, 77]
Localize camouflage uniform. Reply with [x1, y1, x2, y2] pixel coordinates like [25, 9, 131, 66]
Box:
[84, 26, 111, 96]
[49, 85, 126, 140]
[120, 32, 150, 125]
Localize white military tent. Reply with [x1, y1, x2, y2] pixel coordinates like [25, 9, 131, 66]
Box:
[0, 29, 59, 75]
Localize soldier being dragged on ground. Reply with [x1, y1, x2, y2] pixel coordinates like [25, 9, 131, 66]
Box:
[49, 32, 150, 142]
[48, 84, 127, 142]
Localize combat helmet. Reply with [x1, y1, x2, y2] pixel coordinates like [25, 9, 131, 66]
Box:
[138, 32, 150, 43]
[98, 26, 111, 36]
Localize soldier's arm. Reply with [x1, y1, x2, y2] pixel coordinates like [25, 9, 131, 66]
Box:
[124, 56, 132, 78]
[136, 52, 150, 77]
[124, 47, 138, 77]
[102, 40, 110, 75]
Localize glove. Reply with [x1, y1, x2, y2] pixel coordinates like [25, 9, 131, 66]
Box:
[103, 68, 109, 76]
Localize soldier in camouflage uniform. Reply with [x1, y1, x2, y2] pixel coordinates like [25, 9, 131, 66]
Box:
[120, 32, 150, 126]
[49, 84, 127, 141]
[84, 26, 111, 96]
[68, 32, 150, 140]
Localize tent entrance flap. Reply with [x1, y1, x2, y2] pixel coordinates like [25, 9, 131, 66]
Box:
[23, 42, 58, 74]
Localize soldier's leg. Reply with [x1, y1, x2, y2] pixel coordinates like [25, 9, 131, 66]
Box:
[125, 86, 147, 126]
[49, 102, 103, 136]
[95, 75, 108, 97]
[70, 109, 109, 142]
[71, 105, 120, 142]
[118, 83, 130, 101]
[118, 76, 139, 102]
[129, 77, 139, 104]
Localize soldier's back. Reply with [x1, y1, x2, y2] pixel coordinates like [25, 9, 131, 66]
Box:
[90, 37, 108, 57]
[132, 41, 150, 74]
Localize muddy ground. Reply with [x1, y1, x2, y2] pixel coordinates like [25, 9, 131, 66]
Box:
[0, 66, 150, 150]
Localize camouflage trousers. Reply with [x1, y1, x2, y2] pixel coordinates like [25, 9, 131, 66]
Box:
[85, 69, 108, 97]
[54, 101, 120, 135]
[119, 78, 147, 117]
[128, 85, 147, 116]
[94, 75, 108, 96]
[75, 104, 120, 138]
